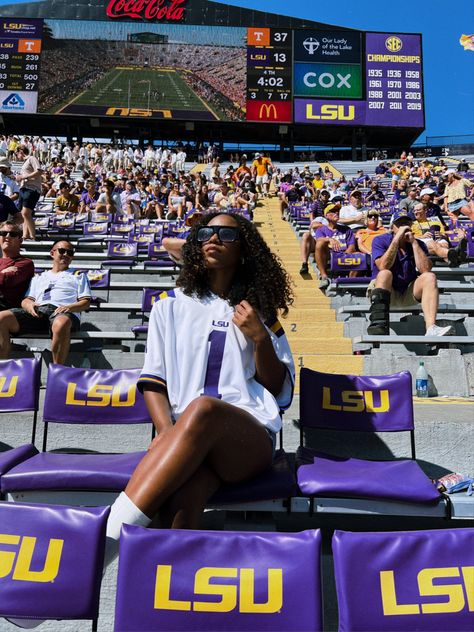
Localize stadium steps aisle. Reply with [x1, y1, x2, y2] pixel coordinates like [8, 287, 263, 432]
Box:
[255, 198, 363, 390]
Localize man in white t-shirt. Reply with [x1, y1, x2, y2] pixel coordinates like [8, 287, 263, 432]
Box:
[338, 190, 368, 230]
[0, 239, 91, 364]
[0, 157, 20, 200]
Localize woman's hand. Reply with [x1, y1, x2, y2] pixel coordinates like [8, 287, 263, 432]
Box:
[233, 300, 268, 344]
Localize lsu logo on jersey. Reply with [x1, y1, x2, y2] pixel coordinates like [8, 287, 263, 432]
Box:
[380, 566, 474, 615]
[322, 387, 390, 412]
[0, 375, 18, 398]
[65, 383, 136, 407]
[0, 534, 63, 583]
[154, 565, 283, 613]
[212, 320, 229, 329]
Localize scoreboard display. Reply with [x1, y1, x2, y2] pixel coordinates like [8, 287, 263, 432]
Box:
[0, 19, 42, 115]
[247, 28, 424, 128]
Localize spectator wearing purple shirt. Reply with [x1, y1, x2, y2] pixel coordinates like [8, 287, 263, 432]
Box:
[367, 209, 452, 337]
[314, 203, 355, 290]
[79, 180, 99, 212]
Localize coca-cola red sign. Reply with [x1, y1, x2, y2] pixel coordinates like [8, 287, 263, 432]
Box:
[106, 0, 186, 22]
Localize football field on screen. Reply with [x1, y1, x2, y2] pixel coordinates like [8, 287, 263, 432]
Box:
[57, 67, 221, 120]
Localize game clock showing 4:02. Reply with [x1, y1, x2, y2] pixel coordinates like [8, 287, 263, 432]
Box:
[246, 27, 293, 123]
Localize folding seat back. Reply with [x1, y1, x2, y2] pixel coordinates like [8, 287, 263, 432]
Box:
[82, 222, 109, 239]
[297, 369, 441, 505]
[128, 232, 154, 251]
[144, 242, 174, 268]
[41, 364, 150, 450]
[333, 528, 474, 631]
[103, 241, 138, 267]
[111, 222, 135, 238]
[0, 502, 109, 625]
[72, 268, 111, 303]
[0, 357, 41, 443]
[330, 252, 370, 279]
[115, 526, 322, 631]
[91, 212, 113, 223]
[131, 288, 171, 335]
[467, 227, 474, 258]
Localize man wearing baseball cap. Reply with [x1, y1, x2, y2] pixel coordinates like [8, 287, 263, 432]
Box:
[367, 209, 452, 336]
[314, 202, 356, 290]
[0, 157, 20, 201]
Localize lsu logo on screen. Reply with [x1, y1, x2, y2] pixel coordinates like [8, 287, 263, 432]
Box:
[0, 534, 63, 583]
[0, 375, 18, 398]
[66, 383, 136, 407]
[322, 387, 390, 412]
[105, 107, 172, 119]
[380, 566, 474, 615]
[305, 104, 355, 120]
[154, 565, 283, 613]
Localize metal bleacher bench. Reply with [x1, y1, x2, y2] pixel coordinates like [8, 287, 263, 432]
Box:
[338, 303, 474, 318]
[353, 334, 474, 348]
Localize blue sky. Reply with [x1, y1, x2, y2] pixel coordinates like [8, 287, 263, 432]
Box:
[223, 0, 474, 143]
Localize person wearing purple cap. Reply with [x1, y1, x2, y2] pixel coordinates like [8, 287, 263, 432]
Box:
[367, 209, 452, 336]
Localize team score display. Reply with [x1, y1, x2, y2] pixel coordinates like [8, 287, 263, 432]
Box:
[405, 92, 421, 99]
[407, 103, 422, 109]
[273, 31, 288, 42]
[368, 102, 384, 109]
[273, 53, 287, 63]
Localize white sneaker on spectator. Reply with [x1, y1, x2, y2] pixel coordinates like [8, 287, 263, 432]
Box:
[425, 324, 453, 337]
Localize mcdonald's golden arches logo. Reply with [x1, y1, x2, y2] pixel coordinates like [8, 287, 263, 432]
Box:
[259, 103, 278, 120]
[385, 36, 403, 52]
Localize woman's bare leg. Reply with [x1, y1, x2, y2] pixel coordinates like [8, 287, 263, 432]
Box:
[125, 396, 273, 518]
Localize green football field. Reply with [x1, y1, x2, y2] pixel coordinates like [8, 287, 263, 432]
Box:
[57, 67, 221, 120]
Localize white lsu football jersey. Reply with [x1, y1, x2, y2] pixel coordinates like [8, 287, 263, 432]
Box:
[138, 288, 295, 433]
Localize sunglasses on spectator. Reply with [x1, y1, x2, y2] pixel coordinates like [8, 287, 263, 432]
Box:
[54, 247, 75, 256]
[197, 226, 240, 243]
[367, 214, 378, 219]
[0, 230, 22, 238]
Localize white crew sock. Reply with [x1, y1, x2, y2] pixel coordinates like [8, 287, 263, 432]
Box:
[103, 491, 151, 569]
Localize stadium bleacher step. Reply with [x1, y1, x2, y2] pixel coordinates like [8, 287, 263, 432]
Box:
[255, 199, 363, 382]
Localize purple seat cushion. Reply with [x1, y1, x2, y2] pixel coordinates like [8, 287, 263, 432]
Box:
[333, 276, 372, 284]
[131, 325, 149, 334]
[296, 448, 440, 503]
[0, 444, 38, 477]
[211, 449, 297, 503]
[1, 451, 146, 493]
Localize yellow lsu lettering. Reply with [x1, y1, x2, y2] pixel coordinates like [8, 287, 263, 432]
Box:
[322, 387, 390, 412]
[380, 566, 474, 616]
[306, 104, 355, 121]
[0, 375, 18, 398]
[337, 257, 362, 266]
[0, 534, 63, 583]
[105, 107, 172, 119]
[66, 382, 136, 407]
[154, 565, 283, 614]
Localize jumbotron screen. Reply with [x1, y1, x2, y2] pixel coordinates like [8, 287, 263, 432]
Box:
[0, 17, 424, 128]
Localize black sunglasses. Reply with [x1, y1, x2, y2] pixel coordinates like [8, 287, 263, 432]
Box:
[197, 226, 240, 243]
[367, 214, 379, 219]
[0, 230, 22, 238]
[55, 247, 75, 256]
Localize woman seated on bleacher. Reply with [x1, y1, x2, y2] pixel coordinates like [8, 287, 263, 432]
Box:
[104, 212, 294, 565]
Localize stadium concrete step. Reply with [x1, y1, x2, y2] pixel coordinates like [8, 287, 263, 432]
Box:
[255, 199, 363, 380]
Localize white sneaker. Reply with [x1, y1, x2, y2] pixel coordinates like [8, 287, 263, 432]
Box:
[425, 324, 453, 337]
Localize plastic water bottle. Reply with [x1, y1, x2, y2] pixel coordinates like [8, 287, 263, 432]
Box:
[415, 361, 429, 398]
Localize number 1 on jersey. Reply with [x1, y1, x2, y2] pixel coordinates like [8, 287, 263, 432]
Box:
[202, 330, 227, 398]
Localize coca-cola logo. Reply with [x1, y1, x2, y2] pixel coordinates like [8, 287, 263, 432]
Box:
[106, 0, 186, 22]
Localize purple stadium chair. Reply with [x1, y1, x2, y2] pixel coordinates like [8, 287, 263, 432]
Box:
[143, 242, 175, 268]
[131, 288, 170, 335]
[110, 223, 135, 239]
[71, 268, 111, 303]
[102, 240, 138, 267]
[1, 365, 152, 495]
[296, 369, 441, 505]
[0, 502, 109, 626]
[115, 526, 322, 631]
[329, 251, 372, 284]
[333, 527, 474, 631]
[80, 222, 109, 241]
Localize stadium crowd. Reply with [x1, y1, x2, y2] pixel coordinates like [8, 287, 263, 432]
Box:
[0, 133, 472, 358]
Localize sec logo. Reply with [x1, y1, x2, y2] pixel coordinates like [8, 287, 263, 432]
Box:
[385, 36, 403, 52]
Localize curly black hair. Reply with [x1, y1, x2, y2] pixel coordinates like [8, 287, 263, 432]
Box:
[177, 213, 293, 321]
